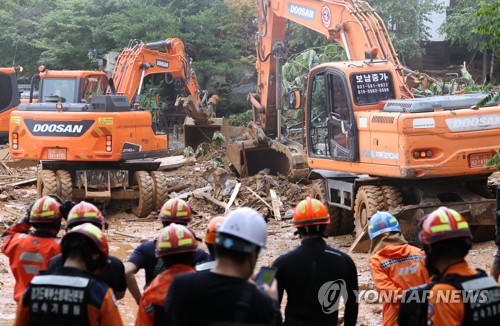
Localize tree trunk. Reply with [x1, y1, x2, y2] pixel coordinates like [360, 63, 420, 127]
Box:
[482, 50, 488, 82]
[490, 48, 495, 82]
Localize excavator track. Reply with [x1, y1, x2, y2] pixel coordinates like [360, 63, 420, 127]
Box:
[132, 171, 154, 218]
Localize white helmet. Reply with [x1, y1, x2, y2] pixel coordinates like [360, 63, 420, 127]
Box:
[216, 207, 267, 252]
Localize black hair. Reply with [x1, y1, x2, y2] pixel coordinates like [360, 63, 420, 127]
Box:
[214, 244, 256, 265]
[206, 243, 215, 257]
[61, 234, 106, 273]
[32, 221, 61, 233]
[297, 224, 326, 237]
[427, 237, 471, 260]
[160, 252, 195, 268]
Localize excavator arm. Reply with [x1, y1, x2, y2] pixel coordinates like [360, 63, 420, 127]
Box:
[112, 38, 205, 119]
[253, 0, 411, 134]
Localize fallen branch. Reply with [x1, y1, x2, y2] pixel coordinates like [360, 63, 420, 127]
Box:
[246, 187, 272, 210]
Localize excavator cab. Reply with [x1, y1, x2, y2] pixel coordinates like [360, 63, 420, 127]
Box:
[0, 67, 21, 141]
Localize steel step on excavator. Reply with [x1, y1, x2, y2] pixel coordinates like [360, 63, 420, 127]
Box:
[0, 67, 23, 142]
[228, 0, 500, 243]
[9, 38, 228, 217]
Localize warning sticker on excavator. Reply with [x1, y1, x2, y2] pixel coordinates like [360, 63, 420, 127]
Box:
[98, 117, 114, 125]
[10, 116, 20, 124]
[321, 6, 332, 28]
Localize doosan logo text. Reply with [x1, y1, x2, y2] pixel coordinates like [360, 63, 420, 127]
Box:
[289, 3, 315, 20]
[33, 124, 84, 133]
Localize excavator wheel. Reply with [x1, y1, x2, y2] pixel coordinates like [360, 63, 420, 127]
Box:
[381, 186, 403, 211]
[56, 170, 73, 200]
[354, 186, 385, 236]
[37, 169, 57, 198]
[312, 180, 354, 236]
[132, 171, 154, 218]
[150, 171, 169, 211]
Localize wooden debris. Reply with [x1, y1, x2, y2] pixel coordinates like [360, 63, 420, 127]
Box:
[2, 177, 37, 188]
[349, 225, 370, 253]
[0, 194, 8, 202]
[172, 185, 212, 200]
[109, 230, 141, 239]
[246, 187, 272, 210]
[225, 182, 241, 215]
[193, 192, 227, 209]
[155, 155, 191, 171]
[269, 189, 281, 220]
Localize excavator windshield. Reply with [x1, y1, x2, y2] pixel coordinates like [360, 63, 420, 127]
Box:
[0, 72, 19, 113]
[40, 78, 77, 103]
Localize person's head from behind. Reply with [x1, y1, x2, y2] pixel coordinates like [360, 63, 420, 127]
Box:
[158, 198, 192, 228]
[205, 215, 225, 257]
[419, 206, 472, 276]
[214, 207, 267, 279]
[61, 223, 109, 274]
[66, 201, 106, 230]
[292, 196, 330, 238]
[29, 196, 63, 235]
[368, 211, 401, 240]
[155, 223, 198, 268]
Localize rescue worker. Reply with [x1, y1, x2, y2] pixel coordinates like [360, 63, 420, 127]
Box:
[45, 201, 127, 300]
[272, 196, 358, 326]
[14, 223, 123, 325]
[368, 211, 430, 326]
[125, 198, 208, 304]
[491, 185, 500, 281]
[398, 207, 500, 325]
[1, 196, 66, 303]
[206, 94, 219, 118]
[163, 207, 282, 325]
[136, 223, 197, 325]
[195, 215, 225, 272]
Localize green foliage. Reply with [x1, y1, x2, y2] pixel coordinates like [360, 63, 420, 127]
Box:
[368, 0, 443, 62]
[475, 0, 500, 57]
[440, 0, 494, 52]
[229, 110, 253, 126]
[212, 131, 226, 146]
[485, 149, 500, 170]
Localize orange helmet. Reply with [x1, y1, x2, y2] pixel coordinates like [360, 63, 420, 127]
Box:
[292, 196, 330, 227]
[155, 223, 198, 258]
[205, 216, 225, 245]
[30, 196, 62, 224]
[158, 198, 192, 224]
[63, 222, 109, 263]
[419, 207, 472, 245]
[66, 201, 104, 230]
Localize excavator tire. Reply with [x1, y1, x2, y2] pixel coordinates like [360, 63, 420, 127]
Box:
[354, 186, 385, 236]
[132, 171, 154, 218]
[381, 185, 403, 211]
[56, 170, 73, 200]
[150, 171, 169, 211]
[312, 180, 354, 236]
[37, 170, 57, 198]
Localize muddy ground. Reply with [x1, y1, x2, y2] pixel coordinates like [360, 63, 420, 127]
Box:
[0, 156, 498, 325]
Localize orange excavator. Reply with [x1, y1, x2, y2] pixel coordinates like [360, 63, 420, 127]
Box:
[112, 38, 229, 149]
[228, 0, 500, 242]
[0, 67, 23, 141]
[9, 38, 225, 217]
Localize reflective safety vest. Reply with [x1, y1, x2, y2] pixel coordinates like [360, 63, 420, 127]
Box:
[399, 269, 500, 326]
[27, 275, 92, 325]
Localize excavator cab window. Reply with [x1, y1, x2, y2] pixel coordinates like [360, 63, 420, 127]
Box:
[81, 75, 107, 103]
[308, 70, 357, 162]
[0, 72, 19, 113]
[40, 78, 77, 103]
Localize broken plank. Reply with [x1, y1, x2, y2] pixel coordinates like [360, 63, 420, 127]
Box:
[224, 182, 241, 215]
[246, 187, 272, 210]
[349, 224, 370, 253]
[269, 189, 281, 220]
[193, 192, 227, 209]
[155, 155, 188, 171]
[109, 230, 141, 239]
[5, 177, 37, 187]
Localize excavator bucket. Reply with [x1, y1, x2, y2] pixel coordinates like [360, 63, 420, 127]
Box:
[227, 138, 309, 180]
[183, 117, 230, 149]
